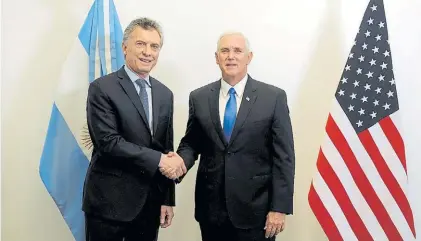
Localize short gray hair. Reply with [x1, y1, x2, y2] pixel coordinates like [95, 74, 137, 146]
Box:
[216, 31, 251, 52]
[123, 17, 164, 46]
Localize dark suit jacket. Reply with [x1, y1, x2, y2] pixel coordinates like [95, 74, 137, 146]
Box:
[177, 75, 295, 229]
[82, 66, 175, 222]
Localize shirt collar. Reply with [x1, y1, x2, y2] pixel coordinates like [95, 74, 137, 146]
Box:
[124, 65, 151, 87]
[220, 74, 248, 98]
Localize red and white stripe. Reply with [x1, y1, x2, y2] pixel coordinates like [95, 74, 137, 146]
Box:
[309, 101, 416, 241]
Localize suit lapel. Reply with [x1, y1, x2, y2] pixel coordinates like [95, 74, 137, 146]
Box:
[228, 76, 257, 146]
[150, 77, 162, 134]
[208, 81, 228, 147]
[117, 68, 150, 132]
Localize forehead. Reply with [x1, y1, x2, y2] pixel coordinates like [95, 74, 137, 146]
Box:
[129, 27, 161, 43]
[218, 34, 247, 49]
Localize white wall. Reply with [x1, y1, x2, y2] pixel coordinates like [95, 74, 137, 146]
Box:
[2, 0, 421, 240]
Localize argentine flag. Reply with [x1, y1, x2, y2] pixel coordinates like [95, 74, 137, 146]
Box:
[38, 0, 124, 240]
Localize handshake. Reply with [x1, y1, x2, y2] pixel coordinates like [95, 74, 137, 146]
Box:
[158, 152, 187, 180]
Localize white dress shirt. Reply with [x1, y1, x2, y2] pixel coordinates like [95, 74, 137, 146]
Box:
[124, 65, 153, 132]
[219, 74, 248, 126]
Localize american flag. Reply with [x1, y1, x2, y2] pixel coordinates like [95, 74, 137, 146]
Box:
[308, 0, 416, 240]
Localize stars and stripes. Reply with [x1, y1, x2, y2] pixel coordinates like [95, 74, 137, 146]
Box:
[308, 0, 416, 240]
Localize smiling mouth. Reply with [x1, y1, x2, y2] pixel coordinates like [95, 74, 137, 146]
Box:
[140, 58, 152, 63]
[226, 64, 237, 67]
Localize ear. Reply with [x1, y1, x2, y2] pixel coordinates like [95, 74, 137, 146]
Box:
[246, 51, 253, 65]
[215, 52, 219, 65]
[122, 42, 127, 55]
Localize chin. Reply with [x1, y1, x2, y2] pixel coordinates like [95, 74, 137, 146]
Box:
[137, 66, 151, 72]
[224, 71, 238, 77]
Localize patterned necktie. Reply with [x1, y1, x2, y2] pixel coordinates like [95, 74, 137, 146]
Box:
[135, 79, 150, 129]
[223, 87, 237, 141]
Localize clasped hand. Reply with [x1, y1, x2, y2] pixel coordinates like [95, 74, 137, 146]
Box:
[158, 152, 187, 180]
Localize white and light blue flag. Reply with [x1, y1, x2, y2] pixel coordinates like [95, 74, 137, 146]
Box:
[39, 0, 124, 240]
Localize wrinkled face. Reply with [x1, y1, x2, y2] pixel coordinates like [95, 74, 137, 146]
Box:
[215, 34, 253, 80]
[122, 26, 161, 77]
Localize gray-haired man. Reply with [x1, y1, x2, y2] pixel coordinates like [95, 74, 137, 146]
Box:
[173, 32, 295, 241]
[82, 17, 186, 241]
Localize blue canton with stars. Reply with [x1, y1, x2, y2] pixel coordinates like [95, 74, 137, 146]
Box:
[335, 0, 399, 133]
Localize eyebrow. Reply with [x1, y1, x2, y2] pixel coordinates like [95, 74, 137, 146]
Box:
[220, 47, 244, 50]
[135, 40, 160, 46]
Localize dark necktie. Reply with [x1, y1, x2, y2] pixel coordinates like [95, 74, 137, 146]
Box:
[135, 79, 150, 129]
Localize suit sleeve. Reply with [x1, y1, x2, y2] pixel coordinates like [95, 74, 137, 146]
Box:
[87, 81, 161, 178]
[176, 92, 202, 178]
[270, 90, 295, 214]
[163, 92, 175, 206]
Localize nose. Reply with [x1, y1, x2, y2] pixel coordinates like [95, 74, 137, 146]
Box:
[141, 45, 152, 57]
[227, 51, 235, 59]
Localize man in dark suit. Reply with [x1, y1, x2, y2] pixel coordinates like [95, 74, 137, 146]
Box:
[82, 17, 186, 241]
[173, 32, 295, 241]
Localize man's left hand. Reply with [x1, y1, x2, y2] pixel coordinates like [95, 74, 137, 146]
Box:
[264, 211, 286, 238]
[160, 205, 174, 228]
